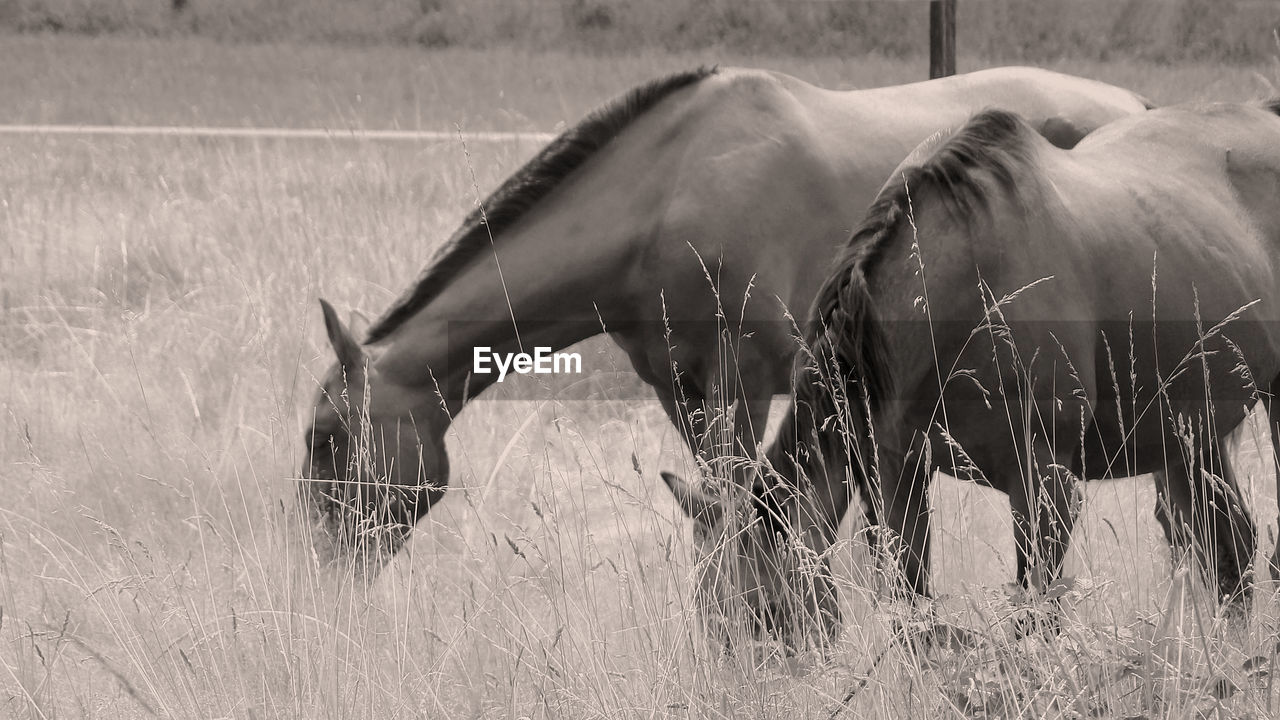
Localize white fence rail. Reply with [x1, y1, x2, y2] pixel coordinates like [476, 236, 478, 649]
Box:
[0, 124, 555, 143]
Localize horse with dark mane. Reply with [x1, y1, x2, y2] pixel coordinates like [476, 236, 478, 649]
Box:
[299, 65, 1149, 633]
[661, 99, 1280, 645]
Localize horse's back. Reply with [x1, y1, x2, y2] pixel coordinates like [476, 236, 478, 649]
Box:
[818, 66, 1147, 135]
[944, 65, 1151, 117]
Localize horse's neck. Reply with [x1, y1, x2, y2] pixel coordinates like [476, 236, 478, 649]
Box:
[373, 184, 647, 412]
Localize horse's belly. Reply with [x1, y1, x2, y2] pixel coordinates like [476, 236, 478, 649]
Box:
[1079, 401, 1258, 480]
[1081, 322, 1278, 479]
[920, 320, 1279, 483]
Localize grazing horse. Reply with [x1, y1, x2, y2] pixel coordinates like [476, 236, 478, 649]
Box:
[662, 99, 1280, 645]
[300, 67, 1148, 578]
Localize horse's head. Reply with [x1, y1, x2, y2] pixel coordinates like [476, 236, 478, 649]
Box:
[300, 299, 450, 571]
[661, 463, 841, 652]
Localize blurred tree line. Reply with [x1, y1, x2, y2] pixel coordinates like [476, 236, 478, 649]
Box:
[1, 0, 1274, 64]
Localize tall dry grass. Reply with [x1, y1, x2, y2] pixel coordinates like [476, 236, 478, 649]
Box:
[3, 34, 1280, 717]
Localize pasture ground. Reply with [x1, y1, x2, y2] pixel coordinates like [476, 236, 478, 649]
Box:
[4, 34, 1280, 718]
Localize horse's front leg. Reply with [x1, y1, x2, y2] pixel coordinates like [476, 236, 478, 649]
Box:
[879, 432, 935, 599]
[1006, 435, 1081, 594]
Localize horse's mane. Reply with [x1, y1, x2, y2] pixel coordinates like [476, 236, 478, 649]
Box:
[364, 65, 718, 344]
[763, 109, 1040, 516]
[811, 107, 1036, 400]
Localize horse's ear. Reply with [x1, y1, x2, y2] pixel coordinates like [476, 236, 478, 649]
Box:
[1038, 116, 1089, 150]
[661, 471, 720, 524]
[347, 308, 371, 342]
[319, 298, 366, 370]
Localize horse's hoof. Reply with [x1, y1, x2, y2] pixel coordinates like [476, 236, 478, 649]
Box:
[1011, 607, 1060, 639]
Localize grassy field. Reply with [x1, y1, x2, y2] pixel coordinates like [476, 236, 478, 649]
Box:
[5, 0, 1274, 63]
[5, 34, 1280, 718]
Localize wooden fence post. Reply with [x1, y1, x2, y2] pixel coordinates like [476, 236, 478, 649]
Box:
[929, 0, 956, 78]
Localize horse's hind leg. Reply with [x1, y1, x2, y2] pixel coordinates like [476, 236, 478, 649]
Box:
[1006, 435, 1082, 593]
[1154, 429, 1256, 602]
